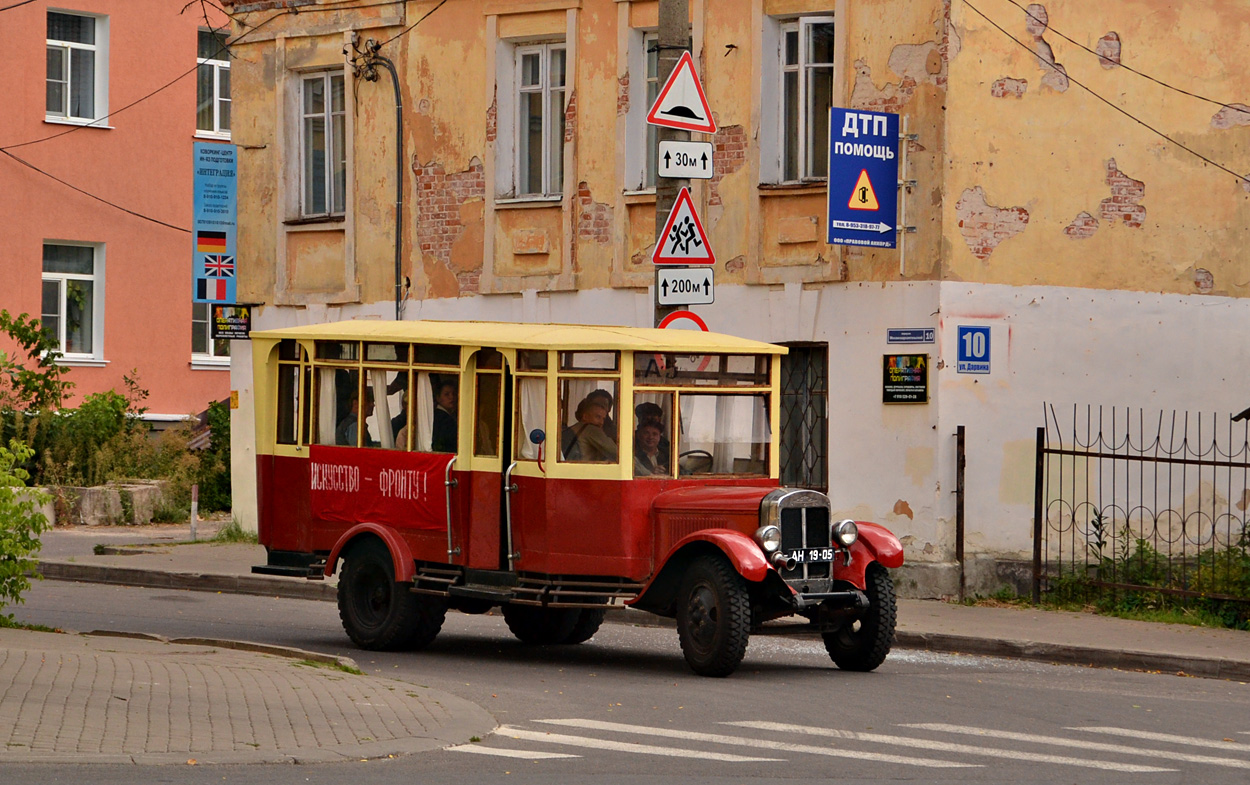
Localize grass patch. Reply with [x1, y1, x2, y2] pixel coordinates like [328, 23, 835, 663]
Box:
[0, 615, 61, 633]
[962, 583, 1249, 631]
[212, 518, 257, 545]
[293, 658, 364, 676]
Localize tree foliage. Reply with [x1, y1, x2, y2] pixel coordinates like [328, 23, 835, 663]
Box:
[0, 440, 49, 618]
[0, 310, 72, 411]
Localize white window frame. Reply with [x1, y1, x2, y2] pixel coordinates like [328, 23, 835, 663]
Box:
[41, 241, 106, 363]
[196, 29, 231, 139]
[511, 42, 567, 198]
[46, 10, 109, 124]
[762, 14, 836, 184]
[191, 302, 230, 366]
[299, 70, 347, 218]
[624, 30, 659, 192]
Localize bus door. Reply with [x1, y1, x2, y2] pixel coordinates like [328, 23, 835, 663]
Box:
[463, 348, 514, 571]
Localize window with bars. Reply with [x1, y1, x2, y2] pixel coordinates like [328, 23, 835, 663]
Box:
[196, 29, 231, 137]
[779, 343, 828, 492]
[514, 43, 567, 197]
[301, 71, 346, 217]
[46, 11, 105, 122]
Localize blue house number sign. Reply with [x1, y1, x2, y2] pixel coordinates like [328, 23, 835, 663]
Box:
[956, 326, 990, 374]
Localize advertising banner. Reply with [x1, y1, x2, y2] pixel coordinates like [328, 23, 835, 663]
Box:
[192, 142, 238, 304]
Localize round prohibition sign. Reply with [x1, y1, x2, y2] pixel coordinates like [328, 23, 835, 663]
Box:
[657, 310, 713, 373]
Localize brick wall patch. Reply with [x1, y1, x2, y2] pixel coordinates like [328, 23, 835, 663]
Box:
[413, 156, 486, 276]
[709, 124, 746, 206]
[1096, 32, 1121, 69]
[1211, 103, 1250, 130]
[617, 72, 630, 116]
[485, 88, 497, 144]
[1063, 211, 1099, 239]
[1194, 268, 1214, 293]
[564, 90, 577, 143]
[1025, 4, 1069, 93]
[955, 186, 1030, 260]
[1099, 158, 1146, 229]
[576, 182, 612, 245]
[991, 77, 1028, 99]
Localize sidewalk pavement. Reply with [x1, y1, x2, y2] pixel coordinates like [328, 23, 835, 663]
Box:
[5, 523, 1248, 765]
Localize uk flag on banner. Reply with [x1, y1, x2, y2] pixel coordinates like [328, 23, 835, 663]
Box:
[204, 254, 235, 277]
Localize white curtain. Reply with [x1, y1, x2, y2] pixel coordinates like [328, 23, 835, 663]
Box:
[317, 368, 337, 444]
[369, 371, 395, 450]
[713, 396, 735, 473]
[518, 377, 546, 459]
[415, 371, 434, 452]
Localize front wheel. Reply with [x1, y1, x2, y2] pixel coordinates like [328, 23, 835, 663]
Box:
[675, 555, 751, 677]
[502, 604, 580, 645]
[822, 562, 897, 671]
[337, 540, 446, 651]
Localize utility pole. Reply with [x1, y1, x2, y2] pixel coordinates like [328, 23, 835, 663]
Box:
[652, 0, 690, 327]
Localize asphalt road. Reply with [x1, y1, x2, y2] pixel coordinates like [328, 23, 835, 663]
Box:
[9, 580, 1250, 784]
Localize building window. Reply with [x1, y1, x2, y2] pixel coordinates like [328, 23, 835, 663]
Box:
[196, 29, 231, 137]
[301, 71, 346, 217]
[192, 303, 230, 360]
[514, 43, 566, 197]
[779, 343, 828, 492]
[779, 17, 835, 182]
[643, 32, 660, 189]
[46, 11, 107, 122]
[41, 243, 103, 359]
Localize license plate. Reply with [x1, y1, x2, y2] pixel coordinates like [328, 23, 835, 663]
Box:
[785, 547, 837, 564]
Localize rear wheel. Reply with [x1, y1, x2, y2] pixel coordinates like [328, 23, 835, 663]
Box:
[562, 607, 607, 645]
[337, 540, 446, 651]
[502, 604, 580, 645]
[675, 555, 751, 677]
[823, 562, 896, 671]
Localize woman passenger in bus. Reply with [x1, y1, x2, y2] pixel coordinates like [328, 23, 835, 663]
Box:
[586, 388, 617, 442]
[633, 420, 669, 476]
[335, 389, 376, 447]
[431, 379, 458, 452]
[561, 397, 618, 462]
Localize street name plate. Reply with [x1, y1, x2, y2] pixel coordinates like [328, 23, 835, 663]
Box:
[657, 267, 714, 306]
[658, 141, 714, 180]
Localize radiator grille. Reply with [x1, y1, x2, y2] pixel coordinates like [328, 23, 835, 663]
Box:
[780, 506, 831, 581]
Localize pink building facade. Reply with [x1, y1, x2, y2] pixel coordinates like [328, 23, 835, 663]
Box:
[0, 0, 231, 418]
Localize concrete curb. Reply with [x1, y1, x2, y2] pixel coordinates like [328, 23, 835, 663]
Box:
[34, 560, 1250, 682]
[79, 628, 362, 672]
[37, 560, 337, 601]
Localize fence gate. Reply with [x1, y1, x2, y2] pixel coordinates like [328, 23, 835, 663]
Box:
[1033, 405, 1250, 611]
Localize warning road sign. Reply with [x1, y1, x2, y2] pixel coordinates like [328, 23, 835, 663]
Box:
[653, 187, 715, 265]
[646, 51, 717, 134]
[848, 170, 879, 210]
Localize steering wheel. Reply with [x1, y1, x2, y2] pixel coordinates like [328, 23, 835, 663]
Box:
[679, 450, 713, 460]
[677, 449, 714, 476]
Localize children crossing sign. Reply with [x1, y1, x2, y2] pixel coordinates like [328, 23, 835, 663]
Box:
[653, 187, 715, 265]
[826, 108, 899, 249]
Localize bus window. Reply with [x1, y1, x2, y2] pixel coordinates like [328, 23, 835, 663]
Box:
[560, 351, 618, 371]
[315, 368, 360, 446]
[474, 373, 501, 457]
[414, 343, 460, 366]
[276, 365, 300, 445]
[559, 380, 619, 463]
[361, 368, 403, 450]
[408, 372, 457, 453]
[632, 393, 673, 478]
[677, 394, 770, 476]
[515, 377, 546, 460]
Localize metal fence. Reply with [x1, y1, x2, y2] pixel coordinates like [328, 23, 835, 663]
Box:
[1032, 405, 1250, 609]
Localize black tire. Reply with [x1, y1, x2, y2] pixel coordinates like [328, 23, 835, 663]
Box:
[337, 540, 446, 651]
[501, 604, 580, 645]
[823, 562, 897, 672]
[562, 607, 607, 645]
[675, 555, 751, 677]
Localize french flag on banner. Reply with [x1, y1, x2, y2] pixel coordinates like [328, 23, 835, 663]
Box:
[196, 278, 229, 301]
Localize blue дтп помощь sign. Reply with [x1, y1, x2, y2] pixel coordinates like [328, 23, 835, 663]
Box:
[826, 108, 899, 250]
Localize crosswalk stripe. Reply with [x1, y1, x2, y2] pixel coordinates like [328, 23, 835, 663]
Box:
[498, 726, 783, 762]
[727, 720, 1173, 773]
[535, 719, 977, 768]
[447, 745, 579, 759]
[904, 723, 1250, 769]
[1072, 727, 1250, 752]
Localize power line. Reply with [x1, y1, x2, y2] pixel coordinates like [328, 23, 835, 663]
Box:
[0, 149, 190, 232]
[377, 0, 449, 50]
[1001, 0, 1250, 119]
[962, 0, 1249, 186]
[0, 0, 37, 12]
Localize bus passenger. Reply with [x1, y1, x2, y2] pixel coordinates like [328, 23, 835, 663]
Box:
[633, 420, 669, 476]
[562, 397, 618, 462]
[336, 389, 375, 447]
[432, 379, 458, 452]
[587, 389, 617, 441]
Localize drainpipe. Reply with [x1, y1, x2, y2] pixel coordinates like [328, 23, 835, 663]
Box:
[354, 39, 405, 320]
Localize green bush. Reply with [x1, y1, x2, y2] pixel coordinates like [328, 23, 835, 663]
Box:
[0, 440, 50, 619]
[196, 399, 231, 513]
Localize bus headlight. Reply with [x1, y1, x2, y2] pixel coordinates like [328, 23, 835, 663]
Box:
[754, 525, 782, 553]
[832, 519, 859, 548]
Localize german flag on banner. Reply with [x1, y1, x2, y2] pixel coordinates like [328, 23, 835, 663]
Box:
[196, 231, 227, 253]
[196, 278, 229, 301]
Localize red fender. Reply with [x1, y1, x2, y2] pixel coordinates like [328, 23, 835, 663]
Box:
[325, 523, 416, 582]
[856, 521, 904, 567]
[663, 529, 771, 582]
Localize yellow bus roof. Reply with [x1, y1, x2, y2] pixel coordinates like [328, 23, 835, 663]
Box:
[250, 319, 786, 355]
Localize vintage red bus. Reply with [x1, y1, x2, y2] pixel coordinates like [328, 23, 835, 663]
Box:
[250, 320, 903, 676]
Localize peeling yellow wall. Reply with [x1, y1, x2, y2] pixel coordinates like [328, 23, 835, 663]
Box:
[945, 0, 1250, 296]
